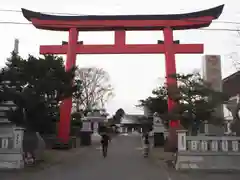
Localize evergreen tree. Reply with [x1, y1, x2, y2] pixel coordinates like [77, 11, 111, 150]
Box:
[0, 52, 80, 134]
[138, 73, 228, 135]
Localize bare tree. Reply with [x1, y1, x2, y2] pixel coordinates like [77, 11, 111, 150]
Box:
[228, 28, 240, 70]
[228, 52, 240, 70]
[73, 67, 114, 112]
[225, 30, 240, 135]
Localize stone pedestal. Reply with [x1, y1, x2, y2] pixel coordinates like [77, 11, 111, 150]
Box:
[23, 131, 46, 160]
[0, 127, 25, 169]
[52, 141, 70, 149]
[79, 120, 92, 146]
[34, 132, 46, 161]
[165, 125, 184, 152]
[153, 113, 165, 147]
[153, 133, 165, 147]
[80, 131, 92, 146]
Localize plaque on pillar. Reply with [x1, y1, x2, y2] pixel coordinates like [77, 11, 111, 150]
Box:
[232, 141, 239, 152]
[221, 140, 228, 152]
[190, 140, 199, 151]
[13, 128, 24, 149]
[211, 140, 219, 151]
[200, 140, 208, 151]
[1, 138, 8, 149]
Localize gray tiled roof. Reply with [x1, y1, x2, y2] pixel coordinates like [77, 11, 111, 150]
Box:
[120, 114, 145, 124]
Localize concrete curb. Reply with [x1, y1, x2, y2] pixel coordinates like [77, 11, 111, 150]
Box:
[177, 169, 240, 174]
[150, 152, 240, 175]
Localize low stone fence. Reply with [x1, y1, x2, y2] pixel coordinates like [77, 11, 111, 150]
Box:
[0, 127, 24, 169]
[175, 130, 240, 171]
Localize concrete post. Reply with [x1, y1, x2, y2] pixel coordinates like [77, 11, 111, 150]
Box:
[176, 130, 187, 151]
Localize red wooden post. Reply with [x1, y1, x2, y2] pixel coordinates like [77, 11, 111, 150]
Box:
[163, 28, 177, 110]
[58, 28, 78, 143]
[163, 27, 179, 127]
[115, 31, 126, 46]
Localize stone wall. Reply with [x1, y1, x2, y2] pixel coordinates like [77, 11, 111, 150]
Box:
[175, 130, 240, 171]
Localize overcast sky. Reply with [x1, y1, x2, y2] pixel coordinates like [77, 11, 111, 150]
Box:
[0, 0, 239, 115]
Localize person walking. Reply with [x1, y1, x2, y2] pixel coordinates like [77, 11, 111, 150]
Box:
[101, 132, 111, 158]
[142, 132, 150, 157]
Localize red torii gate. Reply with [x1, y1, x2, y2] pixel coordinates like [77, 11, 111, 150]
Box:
[22, 5, 224, 144]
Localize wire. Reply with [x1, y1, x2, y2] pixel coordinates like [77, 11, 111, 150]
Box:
[0, 9, 97, 16]
[0, 9, 87, 16]
[0, 21, 29, 25]
[1, 8, 240, 25]
[199, 28, 240, 32]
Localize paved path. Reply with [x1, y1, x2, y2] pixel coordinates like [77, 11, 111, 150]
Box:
[28, 134, 170, 180]
[1, 134, 240, 180]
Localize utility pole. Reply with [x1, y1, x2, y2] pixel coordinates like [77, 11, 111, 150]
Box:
[13, 39, 19, 53]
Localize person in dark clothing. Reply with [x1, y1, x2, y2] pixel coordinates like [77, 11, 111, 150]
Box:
[101, 133, 111, 157]
[144, 134, 150, 145]
[143, 132, 150, 157]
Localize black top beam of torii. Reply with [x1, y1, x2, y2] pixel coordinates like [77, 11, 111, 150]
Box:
[21, 5, 224, 31]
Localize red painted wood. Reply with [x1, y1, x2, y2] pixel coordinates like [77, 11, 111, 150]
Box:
[115, 31, 126, 46]
[170, 120, 180, 128]
[163, 28, 179, 127]
[40, 44, 203, 54]
[163, 28, 177, 108]
[35, 17, 207, 142]
[31, 16, 213, 31]
[58, 28, 78, 143]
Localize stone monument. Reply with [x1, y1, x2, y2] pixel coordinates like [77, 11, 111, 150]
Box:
[0, 127, 25, 169]
[0, 91, 45, 163]
[81, 110, 106, 146]
[202, 55, 224, 135]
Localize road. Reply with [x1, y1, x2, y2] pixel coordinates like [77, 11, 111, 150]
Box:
[1, 133, 240, 180]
